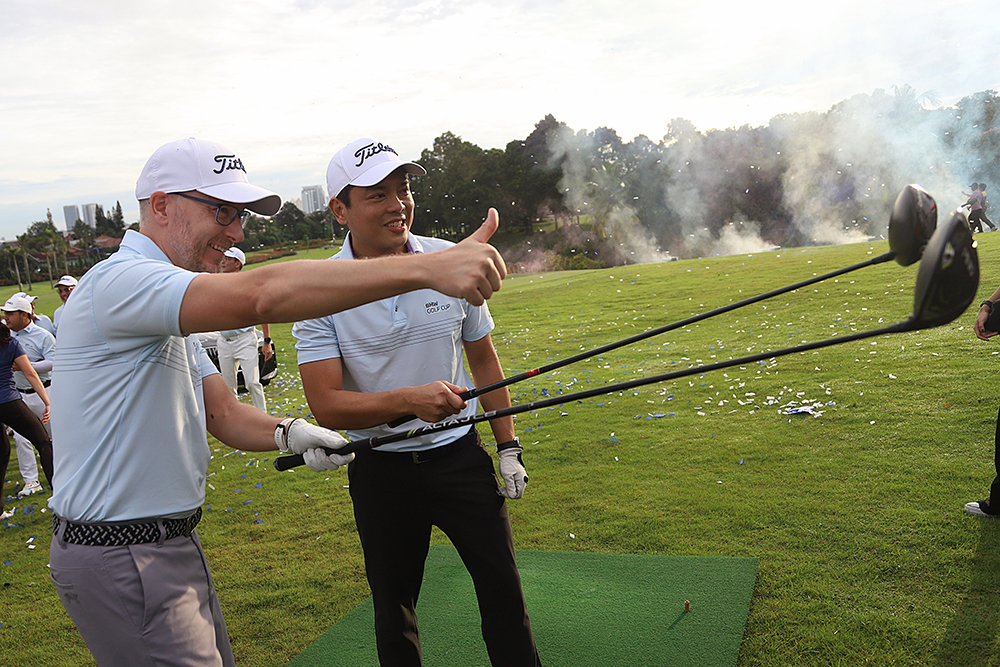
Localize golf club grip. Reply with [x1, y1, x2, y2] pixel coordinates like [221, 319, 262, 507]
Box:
[273, 453, 305, 471]
[386, 388, 476, 428]
[273, 435, 381, 471]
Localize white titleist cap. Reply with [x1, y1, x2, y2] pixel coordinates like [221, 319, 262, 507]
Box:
[326, 138, 426, 202]
[135, 138, 281, 216]
[224, 247, 246, 265]
[55, 275, 78, 287]
[12, 292, 36, 303]
[3, 296, 33, 313]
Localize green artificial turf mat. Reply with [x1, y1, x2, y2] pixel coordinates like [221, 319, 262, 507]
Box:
[288, 545, 758, 666]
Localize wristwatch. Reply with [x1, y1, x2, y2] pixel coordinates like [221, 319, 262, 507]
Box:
[497, 437, 520, 451]
[263, 337, 272, 344]
[981, 300, 994, 312]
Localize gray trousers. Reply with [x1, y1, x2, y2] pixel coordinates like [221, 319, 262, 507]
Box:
[50, 522, 234, 667]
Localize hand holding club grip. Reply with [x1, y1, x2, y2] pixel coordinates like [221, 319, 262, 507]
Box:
[387, 386, 493, 428]
[273, 434, 380, 471]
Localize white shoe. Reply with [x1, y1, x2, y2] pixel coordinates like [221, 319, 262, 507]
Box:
[17, 481, 42, 498]
[0, 509, 14, 520]
[965, 499, 998, 517]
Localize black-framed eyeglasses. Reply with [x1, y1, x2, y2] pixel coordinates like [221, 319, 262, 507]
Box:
[173, 192, 251, 228]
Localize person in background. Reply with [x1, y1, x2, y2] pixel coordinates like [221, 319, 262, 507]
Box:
[47, 136, 506, 667]
[965, 183, 996, 233]
[12, 292, 55, 335]
[978, 184, 996, 231]
[967, 291, 1000, 516]
[0, 301, 53, 521]
[215, 246, 272, 412]
[52, 274, 78, 337]
[294, 137, 538, 667]
[4, 294, 55, 501]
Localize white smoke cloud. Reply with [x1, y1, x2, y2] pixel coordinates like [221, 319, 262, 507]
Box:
[546, 88, 993, 264]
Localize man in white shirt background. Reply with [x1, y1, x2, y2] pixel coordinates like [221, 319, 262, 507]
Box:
[216, 246, 272, 412]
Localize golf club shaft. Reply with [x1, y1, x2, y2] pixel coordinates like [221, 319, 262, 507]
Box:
[386, 251, 896, 428]
[275, 316, 912, 471]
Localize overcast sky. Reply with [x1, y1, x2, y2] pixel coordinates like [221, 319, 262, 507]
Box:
[1, 0, 997, 241]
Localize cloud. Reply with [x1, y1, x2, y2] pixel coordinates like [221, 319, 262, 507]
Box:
[0, 0, 997, 237]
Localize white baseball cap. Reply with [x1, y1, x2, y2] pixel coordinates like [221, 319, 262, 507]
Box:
[224, 247, 246, 265]
[135, 138, 281, 216]
[55, 275, 78, 287]
[3, 296, 33, 313]
[12, 292, 36, 303]
[326, 138, 426, 203]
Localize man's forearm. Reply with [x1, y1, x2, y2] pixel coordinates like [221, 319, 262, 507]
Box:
[466, 336, 515, 443]
[181, 214, 504, 335]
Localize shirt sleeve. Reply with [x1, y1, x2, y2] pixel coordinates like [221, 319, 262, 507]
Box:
[41, 331, 56, 361]
[462, 300, 495, 343]
[95, 258, 196, 344]
[292, 315, 343, 365]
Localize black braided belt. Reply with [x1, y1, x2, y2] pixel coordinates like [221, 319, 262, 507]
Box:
[52, 507, 202, 546]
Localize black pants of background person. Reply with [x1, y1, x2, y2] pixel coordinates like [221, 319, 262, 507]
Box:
[349, 428, 541, 667]
[989, 406, 1000, 513]
[970, 210, 997, 233]
[0, 397, 53, 487]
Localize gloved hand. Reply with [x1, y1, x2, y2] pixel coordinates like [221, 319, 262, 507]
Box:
[497, 445, 528, 500]
[274, 418, 354, 471]
[302, 446, 353, 472]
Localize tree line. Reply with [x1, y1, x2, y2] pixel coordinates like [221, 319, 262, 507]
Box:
[8, 85, 998, 286]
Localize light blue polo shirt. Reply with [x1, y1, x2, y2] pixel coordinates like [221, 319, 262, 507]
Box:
[34, 313, 55, 336]
[49, 230, 220, 522]
[12, 321, 55, 390]
[292, 233, 494, 452]
[52, 303, 64, 337]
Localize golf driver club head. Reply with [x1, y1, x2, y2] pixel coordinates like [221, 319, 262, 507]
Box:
[908, 207, 977, 330]
[889, 184, 937, 266]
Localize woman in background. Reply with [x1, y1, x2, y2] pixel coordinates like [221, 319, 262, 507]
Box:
[0, 320, 53, 520]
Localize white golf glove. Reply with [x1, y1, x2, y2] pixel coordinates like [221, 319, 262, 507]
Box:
[275, 418, 354, 472]
[497, 440, 528, 500]
[301, 446, 352, 472]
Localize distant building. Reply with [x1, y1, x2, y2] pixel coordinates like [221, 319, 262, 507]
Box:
[301, 185, 326, 214]
[63, 205, 81, 231]
[81, 203, 98, 228]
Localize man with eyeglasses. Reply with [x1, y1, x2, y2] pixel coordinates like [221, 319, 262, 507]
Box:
[47, 137, 508, 667]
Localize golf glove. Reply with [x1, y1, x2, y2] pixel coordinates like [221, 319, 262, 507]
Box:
[497, 444, 528, 500]
[302, 446, 352, 472]
[275, 418, 354, 471]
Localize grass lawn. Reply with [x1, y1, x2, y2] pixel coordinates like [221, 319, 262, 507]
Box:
[4, 231, 1000, 665]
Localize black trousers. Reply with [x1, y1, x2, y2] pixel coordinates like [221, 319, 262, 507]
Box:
[0, 397, 53, 487]
[990, 406, 1000, 510]
[970, 209, 997, 232]
[348, 429, 540, 667]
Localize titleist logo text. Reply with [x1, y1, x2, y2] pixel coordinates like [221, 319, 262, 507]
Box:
[354, 142, 398, 167]
[213, 154, 246, 174]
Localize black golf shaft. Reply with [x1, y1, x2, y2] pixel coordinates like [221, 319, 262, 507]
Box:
[274, 315, 913, 471]
[385, 250, 896, 428]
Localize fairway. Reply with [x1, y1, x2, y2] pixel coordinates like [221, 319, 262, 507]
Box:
[5, 232, 1000, 666]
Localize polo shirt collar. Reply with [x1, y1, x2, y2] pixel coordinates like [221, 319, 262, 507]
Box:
[341, 232, 423, 259]
[121, 229, 175, 265]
